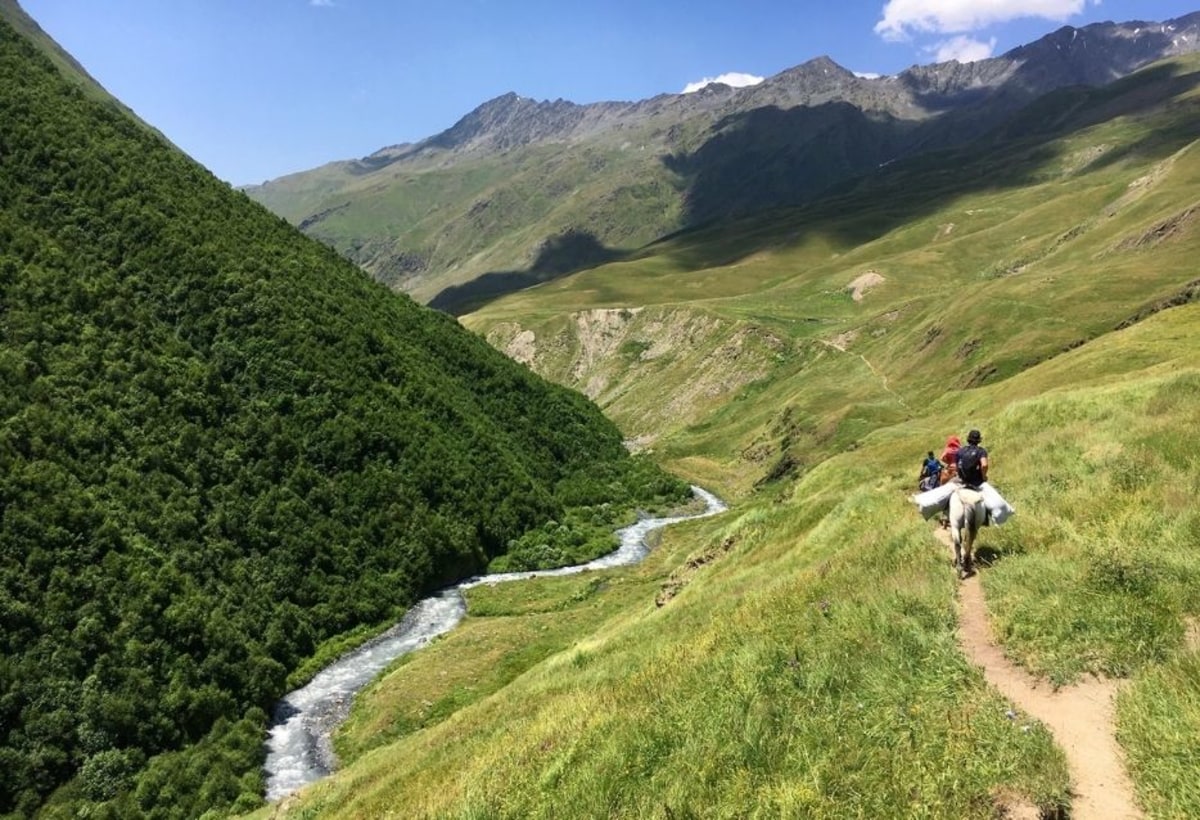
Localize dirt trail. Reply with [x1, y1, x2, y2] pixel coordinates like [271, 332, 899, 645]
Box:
[934, 530, 1144, 819]
[814, 338, 911, 412]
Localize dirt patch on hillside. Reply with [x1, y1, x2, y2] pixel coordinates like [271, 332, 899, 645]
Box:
[571, 308, 643, 381]
[935, 530, 1143, 819]
[484, 322, 540, 366]
[623, 434, 657, 453]
[955, 338, 981, 360]
[656, 536, 737, 607]
[1114, 204, 1198, 251]
[990, 787, 1045, 820]
[828, 329, 859, 351]
[566, 308, 784, 437]
[846, 271, 885, 302]
[638, 311, 723, 362]
[504, 329, 538, 366]
[660, 326, 781, 418]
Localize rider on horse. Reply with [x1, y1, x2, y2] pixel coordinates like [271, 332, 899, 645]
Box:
[956, 430, 988, 489]
[951, 430, 989, 578]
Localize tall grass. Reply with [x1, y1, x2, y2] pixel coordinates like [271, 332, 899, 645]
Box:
[264, 458, 1071, 818]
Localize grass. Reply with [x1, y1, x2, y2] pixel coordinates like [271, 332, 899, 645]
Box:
[1118, 653, 1200, 818]
[262, 466, 1069, 819]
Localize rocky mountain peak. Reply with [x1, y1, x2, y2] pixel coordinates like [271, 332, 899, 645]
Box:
[429, 91, 587, 153]
[772, 54, 857, 86]
[1001, 14, 1200, 87]
[744, 54, 868, 110]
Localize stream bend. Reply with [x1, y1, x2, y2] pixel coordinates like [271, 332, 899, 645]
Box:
[264, 486, 726, 801]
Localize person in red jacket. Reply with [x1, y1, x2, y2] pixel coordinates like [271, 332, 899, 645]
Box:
[939, 435, 961, 484]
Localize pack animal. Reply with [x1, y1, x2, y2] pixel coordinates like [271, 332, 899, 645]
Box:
[949, 487, 986, 579]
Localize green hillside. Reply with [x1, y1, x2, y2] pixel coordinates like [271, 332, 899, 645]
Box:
[468, 58, 1200, 492]
[246, 138, 685, 307]
[264, 57, 1200, 817]
[0, 13, 688, 819]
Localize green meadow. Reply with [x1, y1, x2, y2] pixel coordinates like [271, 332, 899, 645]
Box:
[262, 57, 1200, 818]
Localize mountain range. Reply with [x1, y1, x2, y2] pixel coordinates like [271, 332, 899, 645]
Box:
[245, 12, 1200, 312]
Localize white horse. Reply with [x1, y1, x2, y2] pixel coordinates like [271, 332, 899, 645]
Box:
[949, 486, 986, 579]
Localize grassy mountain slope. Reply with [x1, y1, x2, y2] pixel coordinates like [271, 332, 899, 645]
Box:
[469, 58, 1200, 489]
[247, 133, 686, 306]
[273, 303, 1200, 820]
[0, 14, 687, 819]
[264, 56, 1200, 818]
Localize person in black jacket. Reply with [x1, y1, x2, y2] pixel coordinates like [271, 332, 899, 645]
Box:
[956, 429, 989, 489]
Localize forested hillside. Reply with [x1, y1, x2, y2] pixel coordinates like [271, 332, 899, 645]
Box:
[0, 15, 686, 818]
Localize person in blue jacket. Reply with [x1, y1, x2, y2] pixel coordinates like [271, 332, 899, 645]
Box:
[917, 451, 943, 491]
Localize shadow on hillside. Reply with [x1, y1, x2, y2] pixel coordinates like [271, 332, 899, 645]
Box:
[662, 102, 916, 226]
[429, 229, 625, 316]
[658, 62, 1200, 274]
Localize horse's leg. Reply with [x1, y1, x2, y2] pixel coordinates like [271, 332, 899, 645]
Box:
[948, 492, 964, 574]
[962, 502, 982, 576]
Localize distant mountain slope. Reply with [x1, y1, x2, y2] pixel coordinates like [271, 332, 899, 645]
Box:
[465, 52, 1200, 491]
[0, 10, 684, 818]
[246, 13, 1200, 311]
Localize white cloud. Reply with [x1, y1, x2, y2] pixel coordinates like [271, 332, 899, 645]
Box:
[681, 72, 765, 94]
[928, 35, 998, 62]
[875, 0, 1091, 41]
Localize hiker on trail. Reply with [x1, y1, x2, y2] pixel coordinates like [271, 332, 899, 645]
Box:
[939, 435, 961, 484]
[956, 429, 989, 489]
[918, 451, 942, 491]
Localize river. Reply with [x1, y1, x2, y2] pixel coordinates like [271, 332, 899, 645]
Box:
[264, 486, 727, 801]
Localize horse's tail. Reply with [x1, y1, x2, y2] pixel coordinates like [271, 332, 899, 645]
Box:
[955, 488, 985, 535]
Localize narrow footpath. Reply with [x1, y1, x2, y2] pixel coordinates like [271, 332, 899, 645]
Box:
[934, 530, 1144, 819]
[814, 338, 911, 412]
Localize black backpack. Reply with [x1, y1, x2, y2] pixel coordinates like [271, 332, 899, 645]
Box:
[957, 445, 985, 487]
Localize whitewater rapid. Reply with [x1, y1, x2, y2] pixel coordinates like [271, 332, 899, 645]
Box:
[264, 486, 726, 801]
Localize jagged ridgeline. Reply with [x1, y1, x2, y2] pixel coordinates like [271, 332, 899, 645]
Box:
[0, 13, 687, 818]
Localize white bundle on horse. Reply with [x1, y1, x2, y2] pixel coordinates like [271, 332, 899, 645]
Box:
[978, 483, 1015, 525]
[912, 482, 955, 520]
[911, 481, 1015, 525]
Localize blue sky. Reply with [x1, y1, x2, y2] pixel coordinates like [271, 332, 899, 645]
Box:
[20, 0, 1200, 185]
